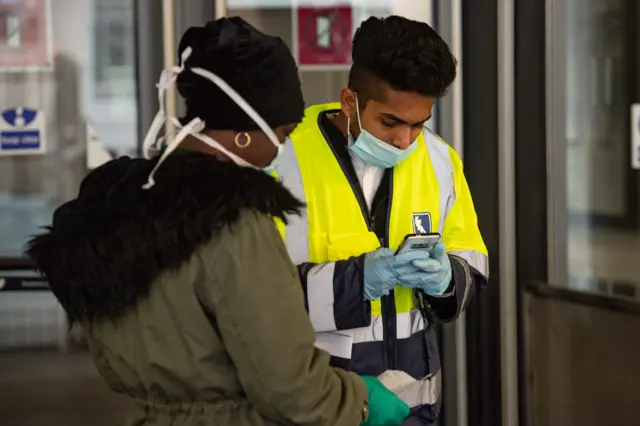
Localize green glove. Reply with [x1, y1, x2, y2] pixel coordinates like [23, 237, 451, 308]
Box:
[360, 376, 410, 426]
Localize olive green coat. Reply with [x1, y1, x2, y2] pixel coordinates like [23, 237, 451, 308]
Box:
[26, 153, 368, 425]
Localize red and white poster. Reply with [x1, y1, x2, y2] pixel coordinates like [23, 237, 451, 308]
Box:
[295, 5, 352, 69]
[0, 0, 52, 72]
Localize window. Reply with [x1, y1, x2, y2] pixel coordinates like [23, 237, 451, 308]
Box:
[547, 0, 640, 296]
[4, 13, 21, 46]
[93, 3, 134, 99]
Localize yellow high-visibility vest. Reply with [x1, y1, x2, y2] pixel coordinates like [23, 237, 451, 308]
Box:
[273, 103, 487, 317]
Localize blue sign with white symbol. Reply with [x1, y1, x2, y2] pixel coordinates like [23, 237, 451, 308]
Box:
[412, 212, 432, 234]
[0, 107, 46, 156]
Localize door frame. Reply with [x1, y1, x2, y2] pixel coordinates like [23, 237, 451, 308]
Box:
[460, 0, 504, 425]
[514, 0, 548, 425]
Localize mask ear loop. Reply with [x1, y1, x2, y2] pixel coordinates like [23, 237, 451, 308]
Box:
[354, 93, 364, 133]
[190, 132, 255, 168]
[143, 117, 256, 192]
[141, 47, 193, 159]
[142, 117, 205, 190]
[152, 116, 184, 149]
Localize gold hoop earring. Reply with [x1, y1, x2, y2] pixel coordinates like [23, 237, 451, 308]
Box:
[234, 132, 251, 148]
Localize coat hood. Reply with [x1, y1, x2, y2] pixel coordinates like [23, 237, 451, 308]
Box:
[25, 152, 303, 324]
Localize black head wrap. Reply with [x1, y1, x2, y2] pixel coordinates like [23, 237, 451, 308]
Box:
[176, 17, 304, 131]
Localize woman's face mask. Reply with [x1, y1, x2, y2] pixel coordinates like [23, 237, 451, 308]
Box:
[141, 47, 283, 190]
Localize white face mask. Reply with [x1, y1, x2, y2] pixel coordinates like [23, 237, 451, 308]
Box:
[141, 46, 283, 190]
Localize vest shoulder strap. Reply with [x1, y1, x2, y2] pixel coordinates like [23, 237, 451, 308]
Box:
[290, 102, 341, 143]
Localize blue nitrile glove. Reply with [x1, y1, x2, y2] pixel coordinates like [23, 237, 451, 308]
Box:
[360, 376, 410, 426]
[398, 243, 453, 296]
[364, 248, 433, 300]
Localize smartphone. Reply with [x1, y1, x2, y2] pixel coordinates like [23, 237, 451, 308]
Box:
[394, 233, 441, 256]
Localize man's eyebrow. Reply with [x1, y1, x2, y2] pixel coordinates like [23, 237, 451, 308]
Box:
[381, 112, 432, 126]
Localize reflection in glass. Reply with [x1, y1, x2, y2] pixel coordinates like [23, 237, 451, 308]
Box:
[560, 0, 640, 296]
[0, 0, 138, 258]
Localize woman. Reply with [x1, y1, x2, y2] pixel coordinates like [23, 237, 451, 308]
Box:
[26, 17, 409, 426]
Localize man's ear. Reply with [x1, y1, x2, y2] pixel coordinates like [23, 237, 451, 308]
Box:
[339, 88, 357, 118]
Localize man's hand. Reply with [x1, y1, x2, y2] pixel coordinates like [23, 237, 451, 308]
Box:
[397, 243, 452, 296]
[363, 248, 432, 300]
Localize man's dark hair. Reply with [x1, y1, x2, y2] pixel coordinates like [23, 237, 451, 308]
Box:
[349, 16, 457, 104]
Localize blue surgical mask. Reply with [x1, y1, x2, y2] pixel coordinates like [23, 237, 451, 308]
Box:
[347, 95, 418, 168]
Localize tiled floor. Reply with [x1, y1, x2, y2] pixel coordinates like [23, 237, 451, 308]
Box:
[0, 350, 129, 426]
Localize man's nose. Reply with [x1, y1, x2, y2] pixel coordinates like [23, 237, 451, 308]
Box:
[392, 128, 413, 150]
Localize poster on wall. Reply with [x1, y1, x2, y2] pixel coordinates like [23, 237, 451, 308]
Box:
[292, 1, 410, 71]
[0, 0, 53, 72]
[0, 106, 46, 156]
[293, 4, 353, 70]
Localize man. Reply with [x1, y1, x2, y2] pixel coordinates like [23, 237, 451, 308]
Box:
[273, 16, 488, 425]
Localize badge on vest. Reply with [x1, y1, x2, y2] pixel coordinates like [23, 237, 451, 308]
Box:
[412, 212, 432, 234]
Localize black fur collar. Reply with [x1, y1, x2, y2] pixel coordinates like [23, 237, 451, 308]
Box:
[25, 152, 303, 324]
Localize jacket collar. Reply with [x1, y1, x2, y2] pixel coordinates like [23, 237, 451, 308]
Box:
[26, 152, 303, 323]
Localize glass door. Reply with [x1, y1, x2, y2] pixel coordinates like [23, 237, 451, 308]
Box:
[548, 0, 640, 294]
[0, 0, 139, 261]
[518, 0, 640, 425]
[0, 0, 139, 350]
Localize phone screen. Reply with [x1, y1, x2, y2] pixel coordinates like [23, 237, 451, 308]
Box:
[395, 234, 441, 255]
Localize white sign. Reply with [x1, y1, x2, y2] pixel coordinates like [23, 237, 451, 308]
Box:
[632, 103, 640, 170]
[0, 106, 46, 156]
